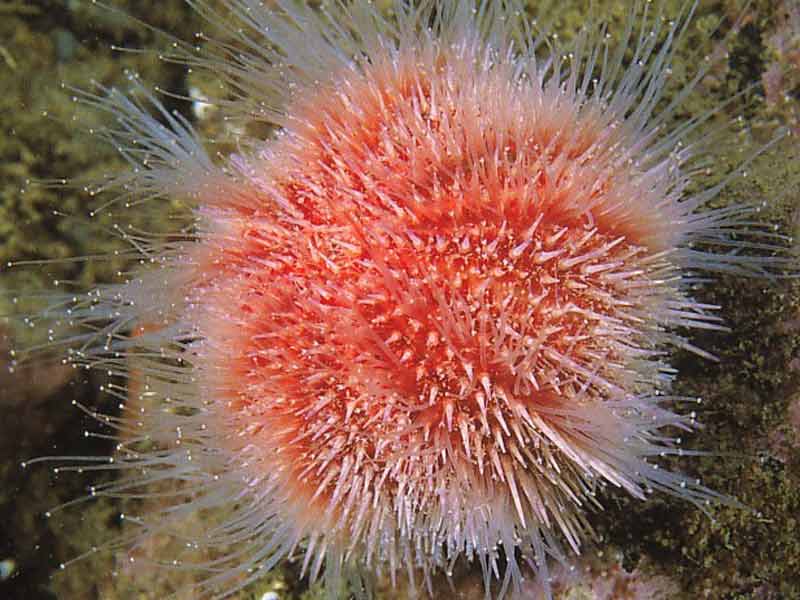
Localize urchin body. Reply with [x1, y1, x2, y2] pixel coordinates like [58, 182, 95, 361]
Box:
[190, 36, 710, 589]
[34, 1, 777, 598]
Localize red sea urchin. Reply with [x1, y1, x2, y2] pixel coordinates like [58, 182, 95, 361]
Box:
[17, 1, 792, 598]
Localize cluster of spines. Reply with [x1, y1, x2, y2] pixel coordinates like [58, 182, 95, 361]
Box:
[11, 2, 793, 599]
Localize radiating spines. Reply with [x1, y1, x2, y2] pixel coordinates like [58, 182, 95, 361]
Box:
[67, 75, 211, 206]
[90, 0, 792, 276]
[189, 177, 717, 594]
[27, 2, 796, 599]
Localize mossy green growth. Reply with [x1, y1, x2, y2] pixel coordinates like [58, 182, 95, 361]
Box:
[674, 141, 800, 598]
[591, 135, 800, 599]
[0, 1, 208, 346]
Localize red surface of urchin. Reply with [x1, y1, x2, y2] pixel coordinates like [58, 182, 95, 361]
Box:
[40, 1, 775, 598]
[182, 24, 713, 592]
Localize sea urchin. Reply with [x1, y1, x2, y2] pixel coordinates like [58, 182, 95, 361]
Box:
[18, 0, 791, 598]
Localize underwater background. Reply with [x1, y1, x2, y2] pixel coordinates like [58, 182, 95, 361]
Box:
[1, 0, 799, 598]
